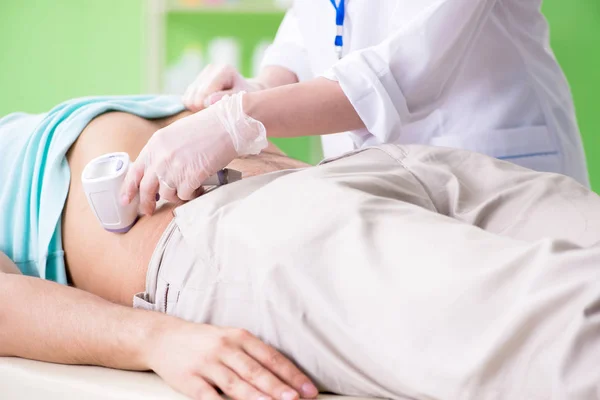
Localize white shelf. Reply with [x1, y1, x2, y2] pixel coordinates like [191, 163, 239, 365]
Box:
[145, 0, 289, 93]
[167, 3, 286, 14]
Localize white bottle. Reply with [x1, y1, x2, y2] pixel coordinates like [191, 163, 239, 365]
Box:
[274, 0, 293, 10]
[207, 37, 241, 70]
[252, 40, 272, 77]
[164, 47, 205, 95]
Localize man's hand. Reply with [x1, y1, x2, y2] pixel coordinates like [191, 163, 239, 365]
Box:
[146, 322, 318, 400]
[0, 270, 318, 400]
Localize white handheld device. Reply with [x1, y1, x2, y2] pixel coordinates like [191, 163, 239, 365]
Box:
[81, 152, 139, 233]
[82, 152, 242, 234]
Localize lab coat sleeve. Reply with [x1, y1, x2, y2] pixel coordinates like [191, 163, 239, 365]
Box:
[260, 7, 313, 82]
[323, 0, 498, 143]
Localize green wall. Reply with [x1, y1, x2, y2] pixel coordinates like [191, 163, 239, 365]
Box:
[1, 1, 599, 185]
[0, 0, 146, 115]
[543, 0, 600, 189]
[166, 11, 283, 78]
[164, 10, 322, 164]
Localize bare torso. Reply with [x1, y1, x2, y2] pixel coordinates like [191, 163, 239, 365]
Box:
[62, 111, 309, 305]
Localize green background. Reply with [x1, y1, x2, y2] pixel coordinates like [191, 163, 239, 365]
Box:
[165, 10, 323, 163]
[0, 0, 147, 111]
[1, 1, 599, 187]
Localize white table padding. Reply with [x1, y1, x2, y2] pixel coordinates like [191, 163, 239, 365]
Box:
[0, 357, 376, 400]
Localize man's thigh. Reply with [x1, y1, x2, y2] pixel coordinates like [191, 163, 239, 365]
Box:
[241, 147, 600, 399]
[160, 146, 600, 399]
[399, 144, 600, 246]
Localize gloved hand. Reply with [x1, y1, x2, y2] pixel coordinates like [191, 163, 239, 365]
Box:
[122, 92, 268, 215]
[183, 64, 267, 112]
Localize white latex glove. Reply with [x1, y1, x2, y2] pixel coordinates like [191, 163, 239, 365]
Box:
[183, 64, 267, 112]
[122, 92, 268, 215]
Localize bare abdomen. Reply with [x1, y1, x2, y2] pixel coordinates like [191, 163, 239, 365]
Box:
[62, 112, 181, 305]
[62, 110, 309, 305]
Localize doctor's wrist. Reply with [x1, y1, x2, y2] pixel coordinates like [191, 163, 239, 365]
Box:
[256, 66, 299, 91]
[216, 92, 267, 156]
[242, 90, 260, 122]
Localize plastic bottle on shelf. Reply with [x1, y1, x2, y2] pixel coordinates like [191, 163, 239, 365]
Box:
[252, 40, 272, 77]
[207, 38, 241, 70]
[164, 46, 205, 95]
[274, 0, 293, 9]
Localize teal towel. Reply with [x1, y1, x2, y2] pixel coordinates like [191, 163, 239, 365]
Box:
[0, 95, 185, 283]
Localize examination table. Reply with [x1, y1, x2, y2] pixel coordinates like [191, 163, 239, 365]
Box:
[0, 357, 376, 400]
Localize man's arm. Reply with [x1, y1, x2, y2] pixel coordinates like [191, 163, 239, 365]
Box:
[0, 254, 317, 400]
[0, 271, 155, 369]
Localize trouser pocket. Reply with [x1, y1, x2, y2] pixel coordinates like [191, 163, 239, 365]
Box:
[133, 220, 180, 313]
[133, 278, 178, 314]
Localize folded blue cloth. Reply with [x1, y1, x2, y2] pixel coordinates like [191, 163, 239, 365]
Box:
[0, 96, 185, 283]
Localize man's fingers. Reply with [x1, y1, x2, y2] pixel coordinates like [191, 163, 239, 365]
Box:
[206, 365, 271, 400]
[180, 377, 222, 400]
[221, 349, 298, 400]
[242, 335, 318, 399]
[138, 172, 160, 215]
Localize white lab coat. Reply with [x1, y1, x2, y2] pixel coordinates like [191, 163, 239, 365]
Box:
[261, 0, 590, 186]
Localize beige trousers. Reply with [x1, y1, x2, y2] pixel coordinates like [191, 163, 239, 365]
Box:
[134, 145, 600, 400]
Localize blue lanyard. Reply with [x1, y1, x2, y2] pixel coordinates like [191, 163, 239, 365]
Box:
[329, 0, 345, 59]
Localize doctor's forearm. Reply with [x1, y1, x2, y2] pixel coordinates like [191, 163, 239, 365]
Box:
[256, 65, 299, 90]
[243, 77, 365, 138]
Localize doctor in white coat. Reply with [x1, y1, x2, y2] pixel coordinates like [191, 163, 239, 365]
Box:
[124, 0, 589, 214]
